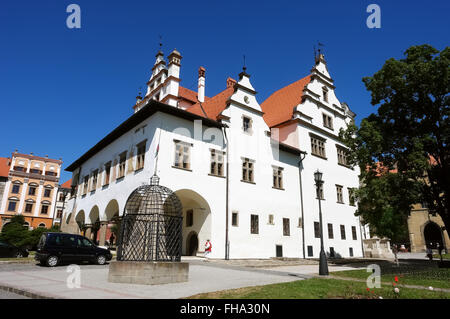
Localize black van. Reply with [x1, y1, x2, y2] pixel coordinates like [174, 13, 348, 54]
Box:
[35, 232, 112, 267]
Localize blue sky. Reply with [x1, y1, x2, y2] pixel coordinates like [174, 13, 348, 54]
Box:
[1, 0, 449, 182]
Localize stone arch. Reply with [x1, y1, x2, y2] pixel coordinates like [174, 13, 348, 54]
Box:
[75, 210, 86, 234]
[175, 189, 211, 257]
[104, 199, 120, 221]
[65, 212, 72, 224]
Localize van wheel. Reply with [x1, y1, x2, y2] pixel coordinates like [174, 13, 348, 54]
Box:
[96, 255, 106, 265]
[46, 255, 59, 267]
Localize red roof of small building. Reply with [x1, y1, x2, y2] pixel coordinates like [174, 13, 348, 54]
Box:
[261, 75, 312, 127]
[61, 179, 72, 189]
[0, 157, 11, 177]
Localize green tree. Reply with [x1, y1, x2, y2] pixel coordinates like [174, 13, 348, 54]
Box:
[341, 44, 449, 240]
[0, 215, 29, 247]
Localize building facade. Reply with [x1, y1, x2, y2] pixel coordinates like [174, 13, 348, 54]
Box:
[0, 152, 63, 229]
[408, 203, 450, 253]
[62, 48, 366, 259]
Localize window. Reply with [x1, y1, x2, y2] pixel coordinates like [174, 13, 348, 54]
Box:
[28, 187, 36, 196]
[25, 203, 33, 213]
[118, 152, 127, 178]
[328, 223, 334, 239]
[41, 205, 49, 215]
[30, 168, 42, 174]
[14, 166, 24, 172]
[283, 218, 290, 236]
[311, 136, 326, 158]
[307, 246, 313, 257]
[186, 209, 193, 227]
[336, 185, 344, 203]
[58, 193, 65, 201]
[12, 184, 20, 194]
[57, 209, 63, 219]
[250, 214, 259, 234]
[136, 141, 146, 170]
[83, 176, 89, 195]
[298, 217, 303, 228]
[316, 183, 324, 200]
[44, 188, 51, 198]
[340, 225, 346, 240]
[210, 150, 224, 176]
[242, 116, 252, 133]
[45, 171, 57, 176]
[232, 212, 239, 226]
[174, 141, 191, 170]
[273, 167, 283, 189]
[104, 162, 111, 185]
[8, 201, 17, 212]
[348, 188, 356, 206]
[322, 113, 333, 129]
[314, 222, 321, 238]
[349, 247, 354, 257]
[268, 214, 274, 225]
[322, 87, 328, 103]
[242, 158, 254, 183]
[352, 226, 357, 240]
[337, 146, 349, 166]
[38, 223, 46, 228]
[91, 170, 98, 191]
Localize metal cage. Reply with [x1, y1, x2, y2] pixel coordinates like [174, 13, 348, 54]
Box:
[117, 175, 183, 262]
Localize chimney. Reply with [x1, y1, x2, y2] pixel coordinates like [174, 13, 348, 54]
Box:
[226, 77, 236, 88]
[198, 67, 206, 103]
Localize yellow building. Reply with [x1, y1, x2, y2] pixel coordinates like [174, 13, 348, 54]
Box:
[0, 151, 63, 230]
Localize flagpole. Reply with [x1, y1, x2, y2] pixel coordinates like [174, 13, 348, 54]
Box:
[154, 127, 162, 176]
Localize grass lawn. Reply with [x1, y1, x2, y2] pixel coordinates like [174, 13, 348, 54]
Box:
[433, 253, 450, 260]
[187, 278, 449, 299]
[331, 268, 450, 289]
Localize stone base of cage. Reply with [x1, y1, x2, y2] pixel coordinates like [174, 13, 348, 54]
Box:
[107, 261, 189, 285]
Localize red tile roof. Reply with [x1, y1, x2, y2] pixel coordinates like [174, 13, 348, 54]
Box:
[186, 85, 235, 120]
[178, 86, 210, 104]
[61, 179, 72, 189]
[261, 75, 312, 127]
[0, 157, 11, 177]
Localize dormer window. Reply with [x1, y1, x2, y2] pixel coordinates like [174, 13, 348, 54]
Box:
[322, 87, 329, 103]
[242, 116, 252, 133]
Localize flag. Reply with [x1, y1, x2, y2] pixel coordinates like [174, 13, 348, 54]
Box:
[155, 143, 159, 158]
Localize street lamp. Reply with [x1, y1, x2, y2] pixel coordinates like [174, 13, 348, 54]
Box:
[314, 170, 329, 275]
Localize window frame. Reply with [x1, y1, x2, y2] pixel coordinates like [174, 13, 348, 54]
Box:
[173, 140, 192, 171]
[310, 134, 327, 159]
[250, 214, 259, 234]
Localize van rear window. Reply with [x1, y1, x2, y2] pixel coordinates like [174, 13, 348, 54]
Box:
[37, 234, 46, 248]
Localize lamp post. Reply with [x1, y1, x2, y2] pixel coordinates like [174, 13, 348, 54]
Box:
[314, 170, 329, 275]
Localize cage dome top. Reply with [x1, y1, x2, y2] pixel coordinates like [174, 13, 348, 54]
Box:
[123, 174, 183, 217]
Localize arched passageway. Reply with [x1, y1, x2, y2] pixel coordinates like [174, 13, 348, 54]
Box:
[175, 189, 211, 257]
[424, 222, 443, 249]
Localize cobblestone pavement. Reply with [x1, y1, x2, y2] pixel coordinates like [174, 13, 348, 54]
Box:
[0, 290, 29, 299]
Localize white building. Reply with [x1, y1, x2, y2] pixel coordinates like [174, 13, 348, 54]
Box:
[63, 48, 367, 259]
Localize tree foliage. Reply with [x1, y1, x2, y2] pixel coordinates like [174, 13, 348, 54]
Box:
[0, 215, 61, 249]
[340, 44, 449, 241]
